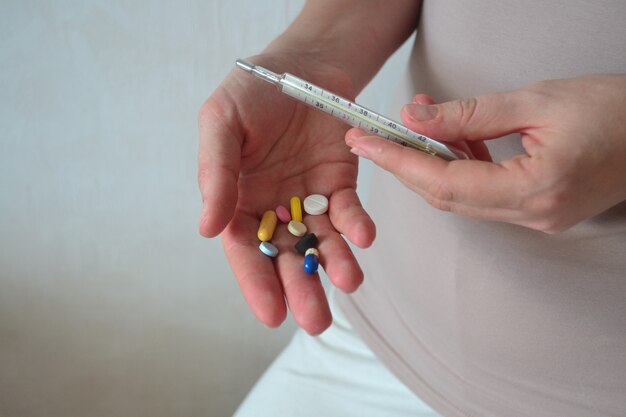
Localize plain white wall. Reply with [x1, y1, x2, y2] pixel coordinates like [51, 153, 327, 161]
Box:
[0, 1, 413, 416]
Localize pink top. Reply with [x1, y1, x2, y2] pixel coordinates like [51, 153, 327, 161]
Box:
[338, 1, 626, 416]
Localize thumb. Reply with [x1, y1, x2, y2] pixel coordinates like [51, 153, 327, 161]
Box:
[197, 97, 242, 238]
[400, 90, 534, 142]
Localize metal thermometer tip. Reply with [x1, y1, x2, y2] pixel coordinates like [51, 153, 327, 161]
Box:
[235, 59, 254, 72]
[236, 59, 281, 85]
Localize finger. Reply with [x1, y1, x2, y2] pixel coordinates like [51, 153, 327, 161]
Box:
[408, 94, 482, 161]
[222, 211, 287, 328]
[272, 225, 332, 335]
[304, 214, 364, 294]
[400, 90, 538, 142]
[198, 95, 243, 237]
[346, 132, 529, 212]
[327, 188, 376, 249]
[394, 175, 528, 226]
[468, 140, 493, 162]
[412, 93, 436, 105]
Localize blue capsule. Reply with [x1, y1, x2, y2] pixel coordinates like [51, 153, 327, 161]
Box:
[303, 251, 319, 274]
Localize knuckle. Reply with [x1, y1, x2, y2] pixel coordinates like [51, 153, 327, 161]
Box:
[453, 97, 479, 128]
[523, 190, 572, 234]
[197, 97, 229, 127]
[521, 168, 572, 216]
[425, 180, 454, 212]
[526, 183, 571, 218]
[198, 98, 220, 126]
[197, 100, 212, 125]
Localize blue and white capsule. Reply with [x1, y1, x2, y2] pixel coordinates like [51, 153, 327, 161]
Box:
[303, 248, 320, 274]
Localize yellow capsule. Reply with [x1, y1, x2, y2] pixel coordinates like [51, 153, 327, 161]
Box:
[257, 210, 277, 242]
[290, 196, 302, 222]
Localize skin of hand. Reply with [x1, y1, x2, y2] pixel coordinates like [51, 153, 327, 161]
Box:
[198, 53, 375, 335]
[197, 0, 421, 335]
[345, 74, 626, 234]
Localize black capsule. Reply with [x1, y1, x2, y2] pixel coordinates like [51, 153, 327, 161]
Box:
[295, 233, 318, 254]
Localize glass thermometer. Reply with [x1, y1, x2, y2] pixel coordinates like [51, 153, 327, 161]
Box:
[235, 59, 468, 161]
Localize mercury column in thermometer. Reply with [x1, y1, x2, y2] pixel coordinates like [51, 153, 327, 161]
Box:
[235, 59, 467, 161]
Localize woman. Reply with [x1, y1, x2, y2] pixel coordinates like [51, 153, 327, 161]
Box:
[198, 1, 626, 415]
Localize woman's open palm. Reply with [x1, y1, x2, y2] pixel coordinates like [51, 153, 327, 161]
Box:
[198, 55, 376, 334]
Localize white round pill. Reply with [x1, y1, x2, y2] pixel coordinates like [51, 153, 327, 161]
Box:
[259, 241, 279, 257]
[303, 194, 328, 216]
[287, 220, 307, 237]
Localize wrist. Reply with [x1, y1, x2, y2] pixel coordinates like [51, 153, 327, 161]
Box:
[249, 47, 358, 101]
[261, 0, 420, 94]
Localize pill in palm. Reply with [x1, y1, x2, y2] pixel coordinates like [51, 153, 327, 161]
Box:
[303, 251, 320, 274]
[275, 205, 291, 223]
[259, 241, 279, 257]
[290, 196, 303, 222]
[257, 210, 277, 242]
[303, 194, 328, 215]
[287, 220, 307, 237]
[295, 233, 318, 254]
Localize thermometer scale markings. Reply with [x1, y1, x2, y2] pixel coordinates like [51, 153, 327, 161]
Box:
[285, 78, 430, 152]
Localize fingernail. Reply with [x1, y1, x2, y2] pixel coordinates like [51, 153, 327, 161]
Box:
[350, 147, 369, 159]
[403, 104, 438, 121]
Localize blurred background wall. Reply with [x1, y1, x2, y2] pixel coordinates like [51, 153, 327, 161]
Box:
[0, 1, 412, 416]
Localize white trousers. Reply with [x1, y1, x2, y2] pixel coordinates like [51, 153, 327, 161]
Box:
[233, 290, 440, 417]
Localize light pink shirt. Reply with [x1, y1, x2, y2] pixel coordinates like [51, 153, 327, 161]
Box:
[338, 1, 626, 416]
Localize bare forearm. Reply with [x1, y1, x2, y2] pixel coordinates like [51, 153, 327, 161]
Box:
[265, 0, 421, 93]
